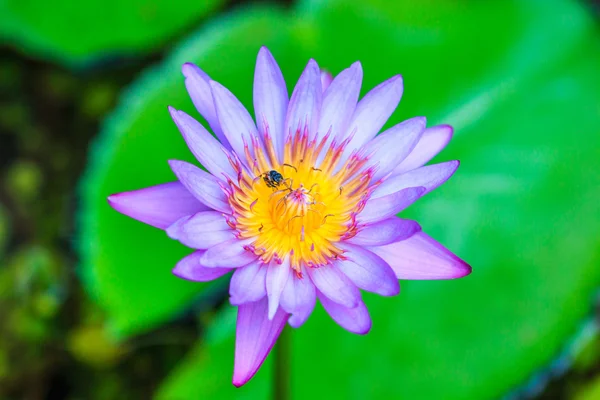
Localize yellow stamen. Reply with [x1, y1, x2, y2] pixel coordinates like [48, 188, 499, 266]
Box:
[225, 127, 373, 273]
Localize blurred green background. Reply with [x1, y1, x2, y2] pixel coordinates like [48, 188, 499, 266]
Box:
[1, 0, 600, 399]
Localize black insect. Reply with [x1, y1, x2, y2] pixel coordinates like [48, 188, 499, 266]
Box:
[263, 170, 285, 189]
[260, 164, 297, 189]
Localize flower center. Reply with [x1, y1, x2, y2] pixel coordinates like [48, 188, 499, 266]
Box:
[223, 128, 376, 273]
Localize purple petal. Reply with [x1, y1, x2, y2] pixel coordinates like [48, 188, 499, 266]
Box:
[368, 231, 472, 280]
[107, 181, 208, 230]
[181, 63, 230, 148]
[342, 75, 404, 152]
[285, 59, 322, 141]
[362, 117, 426, 182]
[318, 62, 362, 141]
[318, 292, 371, 335]
[305, 265, 360, 308]
[348, 217, 421, 247]
[233, 298, 289, 387]
[393, 124, 453, 175]
[168, 160, 230, 213]
[200, 238, 257, 268]
[254, 47, 288, 160]
[336, 243, 399, 296]
[172, 250, 232, 281]
[166, 211, 234, 249]
[320, 70, 333, 92]
[358, 186, 425, 224]
[229, 261, 267, 305]
[210, 80, 259, 163]
[280, 266, 316, 328]
[372, 161, 460, 199]
[266, 259, 291, 319]
[168, 107, 235, 179]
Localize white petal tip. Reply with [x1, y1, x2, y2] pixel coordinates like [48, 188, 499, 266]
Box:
[106, 193, 118, 206]
[232, 377, 248, 388]
[356, 324, 372, 335]
[267, 303, 278, 320]
[181, 62, 196, 76]
[452, 261, 472, 279]
[414, 116, 427, 127]
[258, 46, 272, 58]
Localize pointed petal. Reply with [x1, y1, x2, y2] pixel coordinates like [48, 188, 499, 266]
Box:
[358, 186, 425, 224]
[200, 238, 257, 268]
[230, 261, 268, 305]
[342, 75, 403, 151]
[254, 47, 288, 159]
[280, 266, 316, 328]
[318, 292, 371, 335]
[266, 259, 291, 319]
[394, 124, 453, 175]
[168, 107, 235, 179]
[168, 160, 230, 213]
[336, 243, 399, 296]
[369, 232, 472, 280]
[362, 117, 426, 182]
[285, 59, 321, 141]
[172, 250, 232, 281]
[181, 63, 230, 148]
[305, 265, 360, 308]
[166, 211, 234, 249]
[372, 161, 460, 199]
[318, 62, 363, 141]
[210, 80, 259, 163]
[320, 70, 333, 92]
[108, 181, 208, 230]
[233, 298, 289, 387]
[348, 218, 421, 246]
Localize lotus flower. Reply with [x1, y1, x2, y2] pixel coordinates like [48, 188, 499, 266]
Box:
[108, 47, 471, 386]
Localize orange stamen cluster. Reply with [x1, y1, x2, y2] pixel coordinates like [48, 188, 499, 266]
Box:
[220, 126, 377, 274]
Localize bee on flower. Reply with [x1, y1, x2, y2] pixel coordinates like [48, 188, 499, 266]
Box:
[108, 47, 471, 387]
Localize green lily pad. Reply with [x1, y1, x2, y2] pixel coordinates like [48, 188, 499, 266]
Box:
[78, 0, 600, 397]
[0, 0, 226, 67]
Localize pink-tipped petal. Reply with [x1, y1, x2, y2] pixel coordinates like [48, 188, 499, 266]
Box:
[320, 70, 333, 92]
[230, 261, 268, 305]
[342, 75, 404, 152]
[280, 266, 316, 328]
[337, 243, 399, 296]
[305, 265, 360, 308]
[372, 160, 460, 199]
[266, 259, 291, 320]
[181, 63, 230, 148]
[348, 218, 421, 246]
[254, 47, 288, 159]
[362, 117, 426, 182]
[233, 298, 289, 387]
[168, 160, 230, 213]
[358, 186, 426, 224]
[318, 292, 371, 335]
[318, 62, 363, 141]
[172, 250, 232, 281]
[285, 59, 322, 141]
[168, 107, 235, 179]
[166, 211, 234, 249]
[210, 80, 259, 163]
[107, 181, 208, 230]
[369, 231, 472, 280]
[200, 238, 257, 268]
[394, 124, 453, 175]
